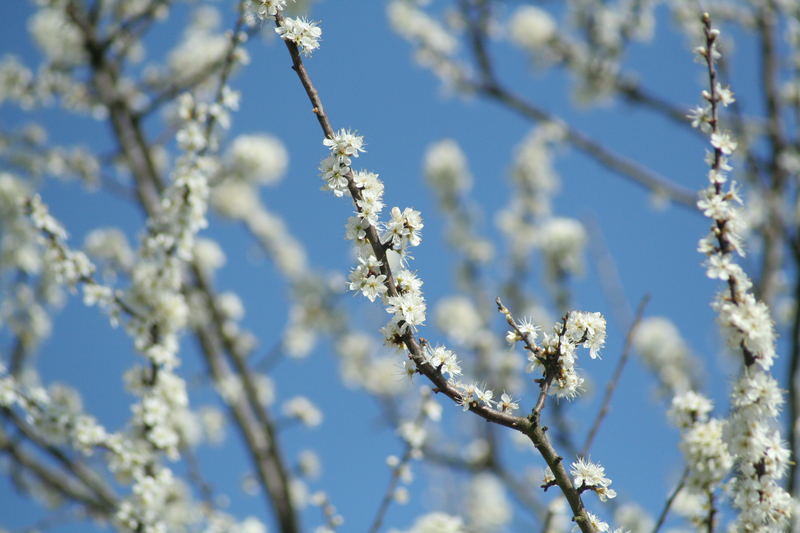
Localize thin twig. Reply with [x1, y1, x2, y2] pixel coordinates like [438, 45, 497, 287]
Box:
[580, 295, 650, 457]
[651, 468, 688, 533]
[477, 80, 698, 210]
[272, 12, 597, 531]
[367, 446, 414, 533]
[0, 425, 114, 516]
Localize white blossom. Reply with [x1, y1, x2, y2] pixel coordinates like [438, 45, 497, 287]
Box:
[508, 6, 556, 51]
[276, 17, 322, 55]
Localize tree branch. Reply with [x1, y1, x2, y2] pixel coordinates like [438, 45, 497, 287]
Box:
[272, 12, 598, 531]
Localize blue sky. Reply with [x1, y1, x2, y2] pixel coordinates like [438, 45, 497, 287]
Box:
[0, 0, 782, 531]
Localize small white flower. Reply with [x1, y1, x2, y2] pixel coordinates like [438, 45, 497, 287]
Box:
[323, 129, 365, 158]
[710, 131, 737, 155]
[498, 392, 519, 412]
[276, 17, 322, 55]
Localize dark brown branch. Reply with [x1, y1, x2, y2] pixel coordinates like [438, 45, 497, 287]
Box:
[272, 12, 597, 532]
[700, 13, 757, 368]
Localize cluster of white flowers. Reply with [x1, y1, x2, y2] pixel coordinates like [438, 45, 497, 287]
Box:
[0, 176, 61, 354]
[570, 458, 617, 502]
[674, 393, 732, 489]
[465, 473, 512, 532]
[25, 195, 121, 323]
[320, 129, 365, 197]
[726, 371, 791, 526]
[124, 92, 220, 372]
[126, 367, 193, 458]
[537, 217, 587, 277]
[167, 8, 246, 85]
[508, 6, 557, 52]
[224, 133, 288, 185]
[26, 195, 93, 287]
[507, 2, 656, 105]
[28, 6, 86, 67]
[496, 124, 574, 267]
[115, 465, 179, 532]
[423, 140, 493, 266]
[0, 54, 96, 113]
[0, 364, 217, 533]
[20, 190, 198, 531]
[387, 1, 462, 85]
[251, 0, 289, 20]
[320, 129, 427, 338]
[424, 139, 472, 200]
[283, 395, 323, 427]
[509, 310, 606, 399]
[693, 19, 790, 529]
[109, 75, 246, 529]
[321, 128, 529, 422]
[667, 391, 731, 529]
[631, 317, 696, 395]
[0, 372, 109, 455]
[390, 512, 466, 533]
[276, 17, 322, 55]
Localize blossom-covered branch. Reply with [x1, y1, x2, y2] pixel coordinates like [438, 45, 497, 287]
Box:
[694, 13, 790, 529]
[267, 8, 626, 529]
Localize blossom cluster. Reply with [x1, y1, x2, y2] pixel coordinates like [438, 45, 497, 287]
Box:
[508, 310, 606, 399]
[507, 3, 655, 105]
[537, 475, 621, 533]
[497, 123, 587, 279]
[321, 129, 426, 340]
[21, 191, 195, 531]
[251, 0, 289, 20]
[693, 18, 790, 529]
[423, 140, 493, 267]
[322, 128, 533, 421]
[631, 317, 697, 396]
[387, 0, 462, 85]
[276, 16, 322, 55]
[0, 367, 108, 455]
[25, 195, 120, 320]
[671, 391, 732, 490]
[0, 174, 57, 352]
[570, 458, 617, 502]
